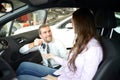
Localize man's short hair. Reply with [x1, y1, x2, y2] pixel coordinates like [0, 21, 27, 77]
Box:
[38, 24, 49, 34]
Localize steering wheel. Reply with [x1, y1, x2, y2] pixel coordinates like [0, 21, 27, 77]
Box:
[0, 57, 17, 80]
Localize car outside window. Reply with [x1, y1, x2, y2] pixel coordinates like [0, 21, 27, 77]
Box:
[0, 8, 76, 37]
[0, 8, 76, 48]
[113, 12, 120, 34]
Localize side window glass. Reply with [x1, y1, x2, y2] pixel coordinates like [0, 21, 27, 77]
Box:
[0, 8, 76, 48]
[0, 9, 46, 37]
[13, 10, 46, 35]
[46, 8, 76, 48]
[114, 12, 120, 34]
[46, 8, 75, 27]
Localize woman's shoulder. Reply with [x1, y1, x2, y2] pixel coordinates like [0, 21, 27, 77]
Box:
[87, 37, 101, 48]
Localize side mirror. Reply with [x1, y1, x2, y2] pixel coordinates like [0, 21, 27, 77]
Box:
[65, 23, 73, 29]
[0, 2, 13, 13]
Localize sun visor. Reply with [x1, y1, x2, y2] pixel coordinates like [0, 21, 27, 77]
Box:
[19, 0, 57, 6]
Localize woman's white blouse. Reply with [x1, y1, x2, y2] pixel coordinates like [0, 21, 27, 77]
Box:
[53, 38, 103, 80]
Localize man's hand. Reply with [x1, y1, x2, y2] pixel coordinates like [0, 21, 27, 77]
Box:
[34, 38, 43, 46]
[29, 38, 43, 48]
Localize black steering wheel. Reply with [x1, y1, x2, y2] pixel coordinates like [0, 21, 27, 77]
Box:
[0, 57, 17, 80]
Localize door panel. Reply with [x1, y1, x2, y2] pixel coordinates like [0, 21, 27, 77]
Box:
[0, 30, 42, 70]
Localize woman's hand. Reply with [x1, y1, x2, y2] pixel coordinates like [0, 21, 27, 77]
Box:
[42, 75, 57, 80]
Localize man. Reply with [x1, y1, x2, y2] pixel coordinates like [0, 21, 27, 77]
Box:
[19, 24, 68, 69]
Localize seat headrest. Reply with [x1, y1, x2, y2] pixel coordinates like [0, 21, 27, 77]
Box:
[95, 9, 116, 28]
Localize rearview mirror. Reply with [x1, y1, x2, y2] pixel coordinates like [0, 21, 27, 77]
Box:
[0, 2, 13, 13]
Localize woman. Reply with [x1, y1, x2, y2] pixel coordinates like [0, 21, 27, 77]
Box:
[17, 8, 103, 80]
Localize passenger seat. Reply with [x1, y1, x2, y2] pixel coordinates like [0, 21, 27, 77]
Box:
[93, 9, 120, 80]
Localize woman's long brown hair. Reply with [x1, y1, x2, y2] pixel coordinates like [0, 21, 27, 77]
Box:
[68, 8, 97, 72]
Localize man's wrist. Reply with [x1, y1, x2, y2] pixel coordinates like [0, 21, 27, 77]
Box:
[29, 42, 34, 48]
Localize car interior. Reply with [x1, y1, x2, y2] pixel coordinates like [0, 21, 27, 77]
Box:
[0, 0, 120, 80]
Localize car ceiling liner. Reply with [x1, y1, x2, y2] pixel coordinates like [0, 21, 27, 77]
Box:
[19, 0, 57, 6]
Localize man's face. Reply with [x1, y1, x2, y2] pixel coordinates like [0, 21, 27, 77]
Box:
[39, 26, 53, 43]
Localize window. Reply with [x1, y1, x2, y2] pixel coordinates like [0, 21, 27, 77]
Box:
[0, 8, 76, 48]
